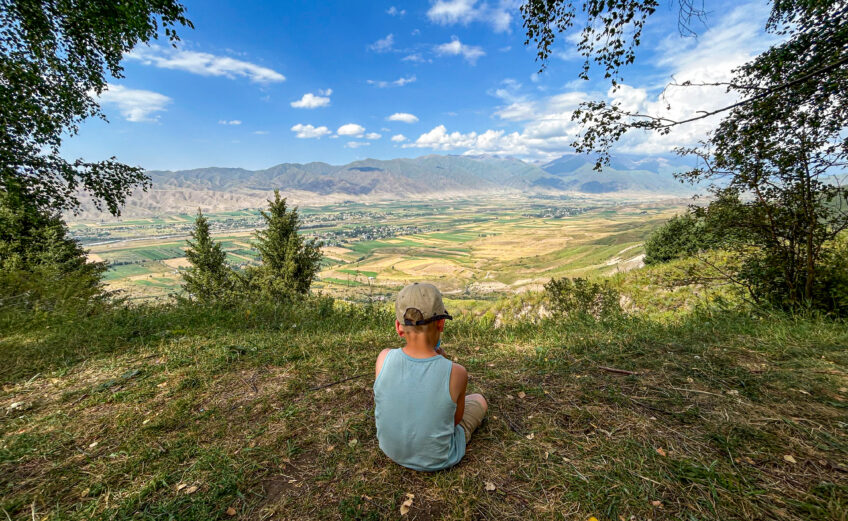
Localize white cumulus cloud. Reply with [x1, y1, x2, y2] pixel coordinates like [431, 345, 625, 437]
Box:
[127, 45, 285, 84]
[291, 124, 331, 139]
[97, 84, 171, 122]
[391, 134, 408, 142]
[337, 123, 366, 137]
[403, 2, 774, 160]
[435, 38, 485, 64]
[427, 0, 513, 33]
[291, 89, 332, 108]
[365, 132, 382, 140]
[387, 112, 419, 123]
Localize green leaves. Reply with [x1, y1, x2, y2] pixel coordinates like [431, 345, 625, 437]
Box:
[1, 0, 192, 215]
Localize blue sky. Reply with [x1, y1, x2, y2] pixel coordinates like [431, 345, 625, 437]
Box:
[61, 0, 776, 171]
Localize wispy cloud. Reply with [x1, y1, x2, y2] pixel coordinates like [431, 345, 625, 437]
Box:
[128, 45, 285, 84]
[387, 112, 419, 123]
[435, 37, 485, 64]
[291, 89, 332, 108]
[253, 130, 270, 135]
[402, 53, 430, 63]
[403, 3, 774, 160]
[387, 6, 406, 16]
[345, 141, 371, 148]
[218, 119, 242, 125]
[367, 75, 417, 88]
[97, 84, 171, 122]
[369, 34, 395, 53]
[291, 124, 331, 138]
[427, 0, 513, 33]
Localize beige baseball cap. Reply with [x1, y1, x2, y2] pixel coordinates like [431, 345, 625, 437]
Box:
[395, 283, 453, 325]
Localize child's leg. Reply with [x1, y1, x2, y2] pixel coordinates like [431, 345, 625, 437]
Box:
[459, 393, 488, 443]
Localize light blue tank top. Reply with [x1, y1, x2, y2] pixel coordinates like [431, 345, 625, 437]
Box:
[373, 348, 466, 471]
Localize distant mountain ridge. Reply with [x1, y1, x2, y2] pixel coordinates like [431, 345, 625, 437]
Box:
[89, 154, 696, 217]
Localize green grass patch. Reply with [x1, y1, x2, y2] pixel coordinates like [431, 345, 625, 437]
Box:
[104, 263, 152, 280]
[1, 299, 846, 520]
[338, 269, 378, 278]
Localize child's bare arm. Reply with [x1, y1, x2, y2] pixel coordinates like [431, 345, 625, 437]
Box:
[449, 364, 468, 425]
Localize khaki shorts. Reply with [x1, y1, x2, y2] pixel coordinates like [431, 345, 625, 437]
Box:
[459, 396, 487, 442]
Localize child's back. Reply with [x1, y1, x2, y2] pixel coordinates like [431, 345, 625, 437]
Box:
[374, 348, 465, 471]
[373, 283, 488, 471]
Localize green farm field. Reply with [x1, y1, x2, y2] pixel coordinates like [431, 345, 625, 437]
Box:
[74, 197, 688, 304]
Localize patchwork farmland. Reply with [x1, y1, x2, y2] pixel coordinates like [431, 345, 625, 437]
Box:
[72, 196, 688, 304]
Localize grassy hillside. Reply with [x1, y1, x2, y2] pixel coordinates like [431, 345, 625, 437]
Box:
[1, 299, 846, 520]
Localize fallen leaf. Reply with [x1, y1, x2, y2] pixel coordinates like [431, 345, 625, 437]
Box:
[506, 394, 514, 399]
[839, 387, 847, 393]
[348, 439, 358, 447]
[185, 485, 198, 494]
[743, 456, 755, 465]
[176, 483, 187, 491]
[656, 447, 667, 457]
[226, 507, 236, 516]
[544, 451, 549, 460]
[783, 454, 797, 464]
[525, 433, 535, 440]
[588, 517, 599, 521]
[88, 441, 98, 448]
[80, 488, 90, 498]
[400, 493, 414, 516]
[517, 391, 526, 399]
[326, 445, 335, 452]
[157, 381, 168, 388]
[651, 500, 662, 507]
[484, 481, 496, 491]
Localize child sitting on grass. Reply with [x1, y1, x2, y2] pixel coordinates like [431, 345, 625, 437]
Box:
[374, 282, 488, 471]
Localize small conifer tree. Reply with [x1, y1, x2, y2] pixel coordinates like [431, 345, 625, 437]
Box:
[182, 209, 231, 302]
[0, 181, 106, 308]
[253, 190, 322, 296]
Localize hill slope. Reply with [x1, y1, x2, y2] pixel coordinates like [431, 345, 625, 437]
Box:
[1, 301, 846, 520]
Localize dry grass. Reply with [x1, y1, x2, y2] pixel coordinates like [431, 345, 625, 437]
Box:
[1, 302, 846, 520]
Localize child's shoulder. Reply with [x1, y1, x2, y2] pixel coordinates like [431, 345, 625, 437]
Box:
[374, 348, 393, 378]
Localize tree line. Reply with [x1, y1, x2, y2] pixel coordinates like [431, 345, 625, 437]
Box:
[1, 0, 846, 316]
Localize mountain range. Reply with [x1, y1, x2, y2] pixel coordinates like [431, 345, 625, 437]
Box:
[95, 154, 698, 217]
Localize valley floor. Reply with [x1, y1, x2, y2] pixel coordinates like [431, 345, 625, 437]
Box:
[1, 303, 846, 520]
[72, 196, 687, 308]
